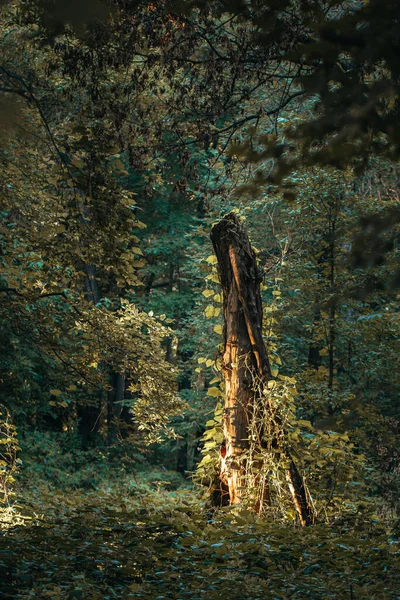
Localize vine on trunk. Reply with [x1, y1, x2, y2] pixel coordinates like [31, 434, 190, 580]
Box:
[210, 213, 313, 525]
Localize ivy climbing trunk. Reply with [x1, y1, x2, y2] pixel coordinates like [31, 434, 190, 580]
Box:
[210, 213, 313, 525]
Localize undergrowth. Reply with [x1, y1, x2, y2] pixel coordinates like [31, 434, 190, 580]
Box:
[0, 432, 399, 599]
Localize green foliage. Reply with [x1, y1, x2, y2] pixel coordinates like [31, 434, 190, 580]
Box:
[0, 3, 399, 597]
[16, 429, 185, 495]
[0, 405, 20, 504]
[0, 1, 190, 444]
[1, 484, 400, 599]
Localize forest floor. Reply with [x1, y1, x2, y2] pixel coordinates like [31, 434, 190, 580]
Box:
[1, 482, 400, 599]
[1, 439, 400, 599]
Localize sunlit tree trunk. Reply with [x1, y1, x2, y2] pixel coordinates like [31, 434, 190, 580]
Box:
[211, 213, 313, 525]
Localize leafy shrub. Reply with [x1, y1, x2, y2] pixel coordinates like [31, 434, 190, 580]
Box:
[0, 405, 20, 503]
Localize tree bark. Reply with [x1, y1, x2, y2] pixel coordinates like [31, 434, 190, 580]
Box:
[211, 213, 313, 525]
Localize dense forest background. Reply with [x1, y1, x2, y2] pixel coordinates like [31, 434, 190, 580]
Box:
[1, 0, 400, 598]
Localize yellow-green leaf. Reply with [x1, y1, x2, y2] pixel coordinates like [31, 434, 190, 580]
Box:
[205, 273, 220, 284]
[205, 306, 220, 318]
[202, 289, 214, 298]
[297, 420, 313, 430]
[206, 255, 218, 265]
[207, 387, 223, 398]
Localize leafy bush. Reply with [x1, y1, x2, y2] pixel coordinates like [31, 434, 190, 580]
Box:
[0, 405, 20, 503]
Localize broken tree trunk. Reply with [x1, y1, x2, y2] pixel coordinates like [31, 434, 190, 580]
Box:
[210, 213, 313, 526]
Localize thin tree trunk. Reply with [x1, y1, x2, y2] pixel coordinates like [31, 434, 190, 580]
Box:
[107, 371, 125, 445]
[77, 403, 101, 448]
[328, 217, 336, 393]
[211, 213, 313, 525]
[177, 435, 188, 475]
[77, 264, 103, 448]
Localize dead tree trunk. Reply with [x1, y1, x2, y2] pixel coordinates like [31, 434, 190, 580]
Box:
[210, 213, 313, 526]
